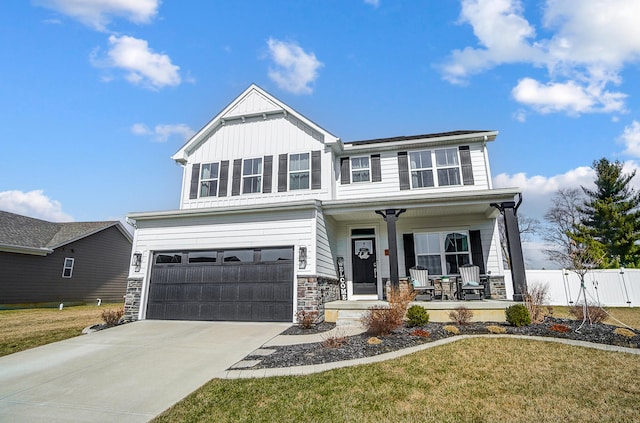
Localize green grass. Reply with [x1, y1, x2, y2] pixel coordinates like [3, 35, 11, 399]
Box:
[0, 304, 122, 357]
[154, 337, 640, 422]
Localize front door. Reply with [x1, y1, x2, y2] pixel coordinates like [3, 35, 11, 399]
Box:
[352, 237, 377, 295]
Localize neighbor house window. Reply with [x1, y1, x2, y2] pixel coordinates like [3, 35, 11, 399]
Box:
[409, 150, 434, 188]
[414, 231, 470, 275]
[62, 257, 74, 278]
[289, 153, 310, 190]
[199, 162, 219, 197]
[435, 148, 461, 186]
[351, 157, 370, 182]
[242, 158, 262, 194]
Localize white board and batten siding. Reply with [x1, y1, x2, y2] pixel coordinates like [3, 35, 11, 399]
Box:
[314, 208, 339, 280]
[132, 209, 318, 278]
[335, 144, 491, 201]
[181, 115, 334, 210]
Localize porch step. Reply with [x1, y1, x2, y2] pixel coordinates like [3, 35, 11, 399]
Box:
[336, 309, 367, 327]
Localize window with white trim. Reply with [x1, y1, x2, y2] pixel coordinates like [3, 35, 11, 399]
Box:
[199, 162, 219, 197]
[242, 157, 262, 194]
[62, 257, 74, 278]
[351, 156, 370, 182]
[409, 150, 434, 188]
[289, 153, 310, 190]
[435, 148, 461, 186]
[414, 231, 470, 275]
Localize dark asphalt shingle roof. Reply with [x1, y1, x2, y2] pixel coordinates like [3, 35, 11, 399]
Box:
[0, 210, 120, 250]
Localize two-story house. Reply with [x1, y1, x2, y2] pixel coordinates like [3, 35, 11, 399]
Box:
[125, 84, 526, 323]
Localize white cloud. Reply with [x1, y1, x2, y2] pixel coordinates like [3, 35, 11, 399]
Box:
[364, 0, 380, 7]
[266, 38, 323, 95]
[92, 35, 181, 90]
[36, 0, 159, 31]
[620, 121, 640, 158]
[0, 190, 74, 222]
[131, 123, 194, 142]
[442, 0, 640, 115]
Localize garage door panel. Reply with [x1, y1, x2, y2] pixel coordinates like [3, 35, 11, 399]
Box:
[148, 248, 294, 322]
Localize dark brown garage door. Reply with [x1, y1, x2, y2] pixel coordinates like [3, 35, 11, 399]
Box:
[146, 247, 294, 322]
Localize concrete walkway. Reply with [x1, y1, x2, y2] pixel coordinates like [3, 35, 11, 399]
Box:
[0, 320, 289, 423]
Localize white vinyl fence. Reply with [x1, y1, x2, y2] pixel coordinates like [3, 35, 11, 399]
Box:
[504, 268, 640, 307]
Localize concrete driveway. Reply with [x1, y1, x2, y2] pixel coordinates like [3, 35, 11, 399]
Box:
[0, 320, 289, 422]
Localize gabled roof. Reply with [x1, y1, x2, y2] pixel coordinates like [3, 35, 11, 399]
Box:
[0, 211, 133, 256]
[171, 84, 340, 164]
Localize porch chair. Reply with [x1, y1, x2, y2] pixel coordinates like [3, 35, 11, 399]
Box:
[409, 267, 435, 301]
[458, 265, 485, 300]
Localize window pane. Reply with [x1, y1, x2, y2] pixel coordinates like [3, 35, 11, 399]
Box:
[243, 158, 262, 176]
[155, 254, 182, 264]
[411, 170, 434, 188]
[200, 181, 218, 197]
[436, 148, 458, 167]
[261, 248, 293, 262]
[243, 176, 261, 193]
[290, 153, 309, 172]
[290, 172, 309, 190]
[63, 268, 72, 277]
[417, 255, 442, 274]
[410, 151, 432, 169]
[352, 170, 370, 182]
[352, 157, 369, 169]
[415, 233, 441, 254]
[437, 168, 460, 186]
[223, 250, 254, 263]
[445, 253, 470, 274]
[444, 233, 468, 252]
[188, 251, 217, 263]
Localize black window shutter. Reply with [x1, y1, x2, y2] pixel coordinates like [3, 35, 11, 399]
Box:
[263, 155, 273, 193]
[189, 163, 200, 199]
[218, 160, 229, 197]
[340, 157, 350, 184]
[459, 146, 474, 185]
[231, 159, 242, 196]
[278, 154, 288, 192]
[469, 230, 485, 274]
[398, 152, 410, 190]
[371, 154, 381, 182]
[402, 233, 415, 277]
[311, 150, 321, 190]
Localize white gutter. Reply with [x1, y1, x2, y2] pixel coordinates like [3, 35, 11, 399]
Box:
[0, 244, 53, 256]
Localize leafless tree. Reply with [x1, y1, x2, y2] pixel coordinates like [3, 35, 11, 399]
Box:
[542, 188, 584, 268]
[498, 213, 540, 269]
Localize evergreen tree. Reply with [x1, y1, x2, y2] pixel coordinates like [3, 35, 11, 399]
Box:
[577, 158, 640, 267]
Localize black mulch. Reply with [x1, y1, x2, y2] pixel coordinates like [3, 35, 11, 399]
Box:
[244, 317, 639, 370]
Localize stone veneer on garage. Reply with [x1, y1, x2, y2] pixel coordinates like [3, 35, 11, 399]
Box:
[296, 276, 340, 322]
[123, 277, 143, 321]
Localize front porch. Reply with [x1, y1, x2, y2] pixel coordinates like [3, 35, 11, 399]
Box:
[324, 299, 519, 324]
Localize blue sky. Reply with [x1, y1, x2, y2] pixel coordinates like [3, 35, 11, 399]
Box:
[2, 1, 640, 267]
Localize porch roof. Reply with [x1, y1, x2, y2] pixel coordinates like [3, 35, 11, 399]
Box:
[321, 188, 520, 220]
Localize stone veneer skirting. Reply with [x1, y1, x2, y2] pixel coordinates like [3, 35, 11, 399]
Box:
[296, 276, 340, 322]
[124, 277, 143, 322]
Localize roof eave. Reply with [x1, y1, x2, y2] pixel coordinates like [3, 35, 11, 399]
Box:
[0, 244, 53, 256]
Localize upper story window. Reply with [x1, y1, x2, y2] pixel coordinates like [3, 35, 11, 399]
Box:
[242, 158, 262, 194]
[409, 151, 434, 188]
[409, 148, 461, 188]
[289, 153, 310, 190]
[199, 162, 219, 197]
[62, 257, 74, 278]
[351, 157, 370, 183]
[435, 148, 461, 186]
[414, 231, 470, 275]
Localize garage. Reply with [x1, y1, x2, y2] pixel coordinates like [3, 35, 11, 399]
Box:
[146, 247, 294, 322]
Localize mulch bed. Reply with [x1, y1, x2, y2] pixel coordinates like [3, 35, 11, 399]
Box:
[246, 317, 639, 369]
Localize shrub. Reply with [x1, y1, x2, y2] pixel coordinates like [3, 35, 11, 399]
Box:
[295, 310, 319, 329]
[614, 328, 637, 338]
[406, 305, 429, 327]
[505, 304, 531, 327]
[487, 325, 506, 334]
[321, 333, 348, 348]
[524, 283, 550, 324]
[569, 303, 608, 325]
[101, 307, 124, 327]
[449, 306, 473, 325]
[409, 329, 430, 337]
[443, 325, 459, 335]
[361, 286, 416, 336]
[549, 324, 570, 333]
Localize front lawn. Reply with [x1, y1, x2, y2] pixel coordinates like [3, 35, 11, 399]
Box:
[552, 306, 640, 328]
[0, 304, 121, 357]
[154, 337, 640, 422]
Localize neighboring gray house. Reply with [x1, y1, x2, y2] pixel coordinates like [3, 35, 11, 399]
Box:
[0, 211, 133, 307]
[125, 85, 527, 323]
